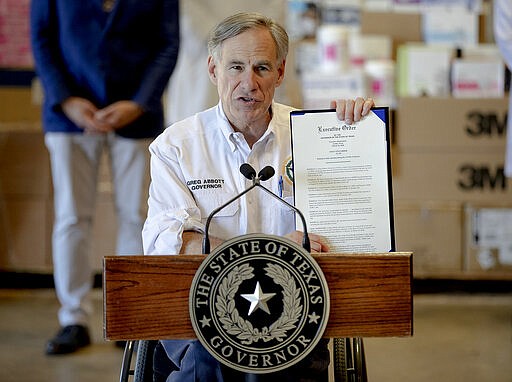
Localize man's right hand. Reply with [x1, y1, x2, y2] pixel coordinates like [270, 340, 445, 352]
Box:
[61, 97, 109, 133]
[181, 231, 224, 255]
[181, 230, 330, 254]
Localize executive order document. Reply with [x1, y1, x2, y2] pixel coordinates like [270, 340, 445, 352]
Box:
[290, 108, 394, 253]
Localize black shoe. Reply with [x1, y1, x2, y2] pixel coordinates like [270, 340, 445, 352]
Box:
[45, 325, 91, 355]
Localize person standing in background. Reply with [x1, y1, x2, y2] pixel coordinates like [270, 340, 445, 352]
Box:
[494, 0, 512, 178]
[30, 0, 180, 355]
[165, 0, 302, 124]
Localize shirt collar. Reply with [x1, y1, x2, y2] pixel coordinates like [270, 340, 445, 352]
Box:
[215, 101, 276, 152]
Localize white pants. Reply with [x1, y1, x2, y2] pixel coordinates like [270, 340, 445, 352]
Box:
[45, 132, 151, 327]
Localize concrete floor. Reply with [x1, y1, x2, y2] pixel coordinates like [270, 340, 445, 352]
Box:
[0, 289, 510, 382]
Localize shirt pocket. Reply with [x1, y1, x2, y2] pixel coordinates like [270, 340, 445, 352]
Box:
[270, 190, 296, 226]
[194, 190, 240, 220]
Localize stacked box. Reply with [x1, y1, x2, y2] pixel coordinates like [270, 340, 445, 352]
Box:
[463, 203, 512, 277]
[392, 96, 511, 279]
[0, 131, 53, 272]
[0, 76, 152, 273]
[394, 201, 463, 278]
[0, 87, 41, 125]
[360, 11, 422, 60]
[0, 130, 130, 273]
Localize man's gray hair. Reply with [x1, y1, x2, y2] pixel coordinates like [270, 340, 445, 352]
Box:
[208, 12, 289, 62]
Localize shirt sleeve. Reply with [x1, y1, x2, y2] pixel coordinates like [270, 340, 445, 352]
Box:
[142, 135, 204, 255]
[30, 0, 73, 109]
[495, 0, 512, 69]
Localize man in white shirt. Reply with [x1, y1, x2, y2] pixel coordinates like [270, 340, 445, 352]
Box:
[143, 11, 373, 382]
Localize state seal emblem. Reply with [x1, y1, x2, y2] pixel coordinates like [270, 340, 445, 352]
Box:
[189, 234, 330, 374]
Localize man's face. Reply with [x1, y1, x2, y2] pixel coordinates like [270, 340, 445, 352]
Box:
[208, 27, 286, 132]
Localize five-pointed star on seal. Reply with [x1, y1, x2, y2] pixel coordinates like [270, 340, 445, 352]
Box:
[199, 315, 211, 328]
[241, 281, 276, 316]
[308, 312, 321, 324]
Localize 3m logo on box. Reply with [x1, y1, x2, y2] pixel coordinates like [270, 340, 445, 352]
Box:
[396, 98, 509, 149]
[458, 165, 507, 191]
[465, 111, 507, 137]
[392, 151, 512, 202]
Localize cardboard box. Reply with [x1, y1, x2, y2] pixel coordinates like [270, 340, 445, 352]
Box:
[394, 201, 463, 277]
[395, 97, 508, 150]
[0, 87, 41, 124]
[0, 195, 122, 273]
[0, 196, 52, 272]
[391, 149, 512, 202]
[0, 131, 52, 196]
[0, 133, 150, 273]
[463, 203, 512, 277]
[360, 11, 422, 59]
[0, 131, 52, 272]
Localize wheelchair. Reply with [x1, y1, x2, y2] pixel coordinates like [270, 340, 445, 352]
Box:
[119, 337, 367, 382]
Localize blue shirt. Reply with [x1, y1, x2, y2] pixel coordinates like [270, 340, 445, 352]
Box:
[30, 0, 180, 139]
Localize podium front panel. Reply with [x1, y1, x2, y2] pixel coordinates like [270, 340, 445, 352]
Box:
[104, 253, 412, 340]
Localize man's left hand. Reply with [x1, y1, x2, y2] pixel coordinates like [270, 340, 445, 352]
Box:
[286, 231, 330, 253]
[331, 97, 375, 125]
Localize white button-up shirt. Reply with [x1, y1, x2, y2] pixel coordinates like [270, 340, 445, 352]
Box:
[142, 102, 297, 255]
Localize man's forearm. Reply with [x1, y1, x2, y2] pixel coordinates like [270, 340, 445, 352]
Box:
[180, 231, 223, 254]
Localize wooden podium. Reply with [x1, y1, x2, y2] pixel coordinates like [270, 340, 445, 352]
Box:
[103, 252, 413, 341]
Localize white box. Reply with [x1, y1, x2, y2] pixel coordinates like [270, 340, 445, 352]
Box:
[321, 0, 361, 25]
[464, 204, 512, 274]
[365, 59, 396, 108]
[461, 44, 502, 60]
[392, 0, 421, 13]
[363, 0, 393, 12]
[421, 7, 479, 46]
[451, 59, 505, 98]
[294, 40, 319, 76]
[349, 33, 393, 65]
[397, 43, 453, 97]
[300, 70, 366, 109]
[419, 0, 482, 13]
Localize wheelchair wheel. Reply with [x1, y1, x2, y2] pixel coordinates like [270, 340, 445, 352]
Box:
[120, 340, 137, 382]
[333, 338, 348, 381]
[333, 338, 367, 382]
[353, 338, 367, 382]
[119, 340, 158, 382]
[134, 340, 158, 382]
